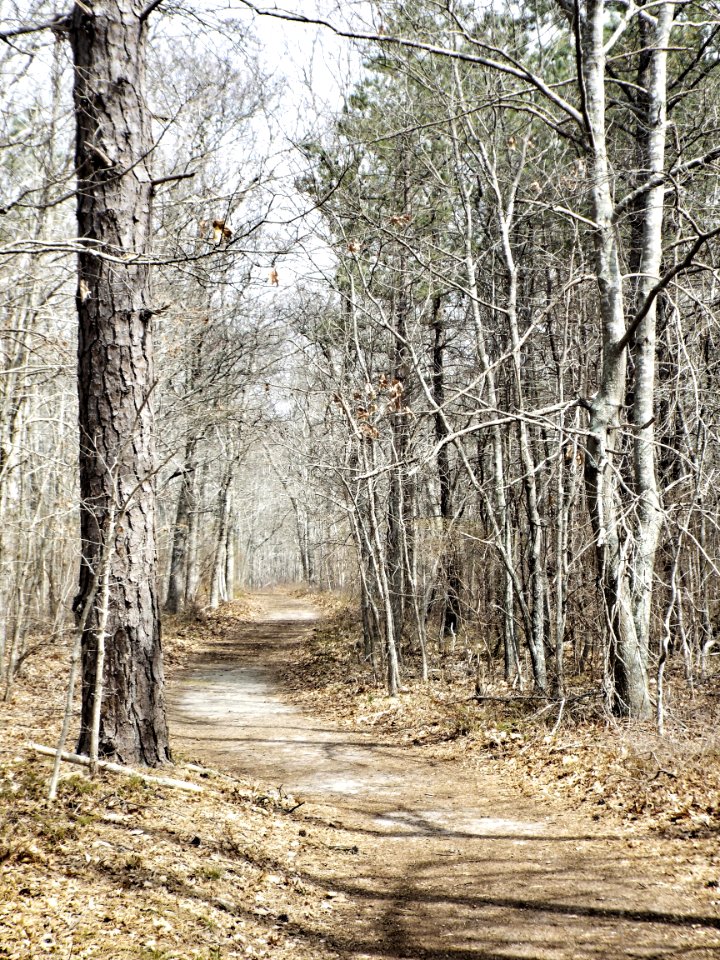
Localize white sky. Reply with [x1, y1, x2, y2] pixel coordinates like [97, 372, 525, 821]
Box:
[227, 3, 369, 287]
[233, 1, 370, 119]
[2, 0, 370, 292]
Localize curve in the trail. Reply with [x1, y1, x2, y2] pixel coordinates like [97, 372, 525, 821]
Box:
[168, 595, 720, 960]
[170, 595, 542, 836]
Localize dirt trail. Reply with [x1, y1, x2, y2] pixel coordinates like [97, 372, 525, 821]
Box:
[169, 594, 720, 959]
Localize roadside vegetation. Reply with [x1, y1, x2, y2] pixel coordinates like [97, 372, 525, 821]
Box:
[284, 593, 720, 842]
[0, 601, 346, 960]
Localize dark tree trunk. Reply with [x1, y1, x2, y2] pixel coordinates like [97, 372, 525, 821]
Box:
[431, 296, 461, 638]
[165, 440, 197, 614]
[70, 0, 170, 765]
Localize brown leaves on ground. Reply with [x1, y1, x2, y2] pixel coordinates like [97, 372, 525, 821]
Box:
[163, 593, 261, 675]
[0, 753, 349, 959]
[280, 594, 720, 844]
[3, 591, 720, 958]
[0, 597, 348, 960]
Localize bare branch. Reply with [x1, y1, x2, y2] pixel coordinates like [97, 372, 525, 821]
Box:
[236, 1, 585, 128]
[618, 226, 720, 353]
[138, 0, 164, 23]
[0, 14, 68, 42]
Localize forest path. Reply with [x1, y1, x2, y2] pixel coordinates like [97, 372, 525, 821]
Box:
[169, 594, 720, 960]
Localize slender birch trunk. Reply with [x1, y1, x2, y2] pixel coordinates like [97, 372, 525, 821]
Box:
[209, 469, 233, 609]
[348, 273, 401, 693]
[628, 2, 672, 694]
[580, 0, 671, 717]
[431, 295, 462, 638]
[449, 94, 519, 682]
[184, 465, 201, 606]
[165, 439, 197, 614]
[387, 262, 411, 654]
[499, 199, 548, 692]
[89, 499, 116, 775]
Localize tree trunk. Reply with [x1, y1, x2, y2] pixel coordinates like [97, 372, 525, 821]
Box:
[209, 469, 233, 609]
[448, 90, 520, 683]
[581, 0, 652, 717]
[70, 0, 170, 764]
[184, 465, 200, 606]
[431, 296, 462, 638]
[358, 520, 381, 666]
[387, 292, 410, 652]
[368, 446, 401, 695]
[386, 156, 413, 654]
[502, 221, 547, 693]
[627, 2, 672, 700]
[224, 510, 236, 601]
[165, 439, 197, 614]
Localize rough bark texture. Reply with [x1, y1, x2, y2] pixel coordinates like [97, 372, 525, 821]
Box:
[165, 440, 197, 614]
[70, 0, 170, 764]
[431, 298, 461, 638]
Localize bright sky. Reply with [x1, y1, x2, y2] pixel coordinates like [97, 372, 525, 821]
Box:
[233, 1, 371, 117]
[2, 0, 370, 290]
[227, 3, 369, 286]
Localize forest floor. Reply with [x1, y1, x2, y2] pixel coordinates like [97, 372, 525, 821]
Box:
[2, 590, 720, 959]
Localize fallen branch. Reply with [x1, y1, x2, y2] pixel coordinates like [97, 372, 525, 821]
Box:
[29, 743, 203, 793]
[470, 689, 601, 706]
[470, 693, 553, 703]
[550, 697, 566, 738]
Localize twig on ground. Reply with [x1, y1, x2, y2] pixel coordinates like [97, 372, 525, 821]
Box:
[550, 698, 566, 738]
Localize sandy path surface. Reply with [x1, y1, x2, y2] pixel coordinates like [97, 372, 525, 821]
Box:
[169, 594, 720, 959]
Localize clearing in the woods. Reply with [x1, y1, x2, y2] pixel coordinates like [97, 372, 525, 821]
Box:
[2, 592, 720, 959]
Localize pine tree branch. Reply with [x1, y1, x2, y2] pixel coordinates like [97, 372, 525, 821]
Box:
[235, 2, 584, 128]
[0, 13, 68, 42]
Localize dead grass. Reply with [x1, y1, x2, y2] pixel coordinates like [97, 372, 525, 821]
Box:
[3, 590, 719, 959]
[0, 598, 347, 960]
[280, 594, 720, 840]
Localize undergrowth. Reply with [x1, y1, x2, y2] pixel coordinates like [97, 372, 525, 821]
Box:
[283, 594, 720, 838]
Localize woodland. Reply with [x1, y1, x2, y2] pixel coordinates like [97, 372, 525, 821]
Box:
[1, 0, 720, 763]
[2, 2, 720, 957]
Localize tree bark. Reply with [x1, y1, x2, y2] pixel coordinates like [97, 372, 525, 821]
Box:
[70, 0, 170, 764]
[165, 439, 197, 614]
[627, 2, 672, 701]
[498, 177, 547, 693]
[580, 0, 652, 717]
[448, 86, 520, 683]
[184, 463, 201, 606]
[209, 468, 233, 609]
[431, 296, 462, 639]
[387, 269, 411, 653]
